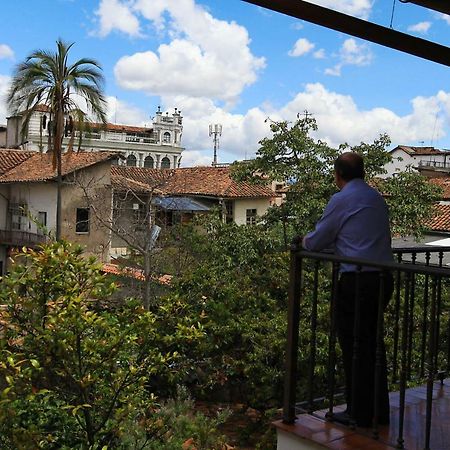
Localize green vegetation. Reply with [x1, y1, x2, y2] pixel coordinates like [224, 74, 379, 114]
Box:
[7, 39, 108, 239]
[0, 118, 442, 448]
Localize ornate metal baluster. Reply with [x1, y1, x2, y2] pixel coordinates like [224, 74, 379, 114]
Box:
[372, 271, 385, 439]
[397, 271, 411, 450]
[307, 260, 320, 413]
[407, 252, 416, 380]
[424, 275, 439, 450]
[350, 266, 362, 430]
[392, 253, 402, 384]
[420, 252, 430, 379]
[434, 252, 444, 372]
[283, 239, 303, 424]
[326, 262, 340, 419]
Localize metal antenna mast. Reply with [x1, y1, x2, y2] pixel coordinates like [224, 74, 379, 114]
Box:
[209, 124, 222, 166]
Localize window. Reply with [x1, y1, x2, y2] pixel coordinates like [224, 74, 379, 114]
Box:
[225, 201, 233, 224]
[160, 157, 171, 169]
[246, 209, 257, 226]
[163, 132, 171, 143]
[76, 208, 90, 233]
[10, 203, 27, 231]
[37, 211, 47, 235]
[126, 154, 137, 167]
[144, 156, 154, 168]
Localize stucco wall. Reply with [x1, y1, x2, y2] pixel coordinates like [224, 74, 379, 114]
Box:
[61, 161, 112, 262]
[0, 185, 8, 230]
[8, 183, 57, 233]
[233, 198, 272, 226]
[382, 149, 448, 178]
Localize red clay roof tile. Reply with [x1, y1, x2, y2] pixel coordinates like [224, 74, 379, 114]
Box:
[0, 150, 35, 175]
[111, 166, 275, 198]
[0, 151, 118, 183]
[427, 204, 450, 232]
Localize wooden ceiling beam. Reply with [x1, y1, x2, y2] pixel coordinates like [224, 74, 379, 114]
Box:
[400, 0, 450, 16]
[242, 0, 450, 67]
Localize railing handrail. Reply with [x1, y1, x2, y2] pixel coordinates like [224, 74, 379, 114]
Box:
[393, 246, 450, 254]
[296, 249, 450, 276]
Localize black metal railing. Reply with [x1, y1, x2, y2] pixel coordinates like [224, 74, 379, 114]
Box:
[284, 242, 450, 449]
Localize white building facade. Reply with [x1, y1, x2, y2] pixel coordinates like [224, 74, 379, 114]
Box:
[6, 106, 184, 169]
[382, 145, 450, 178]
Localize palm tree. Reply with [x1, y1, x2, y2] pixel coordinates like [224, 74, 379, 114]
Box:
[7, 39, 107, 240]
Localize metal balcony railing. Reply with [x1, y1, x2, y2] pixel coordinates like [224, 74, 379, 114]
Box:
[0, 229, 48, 247]
[284, 242, 450, 449]
[418, 160, 450, 169]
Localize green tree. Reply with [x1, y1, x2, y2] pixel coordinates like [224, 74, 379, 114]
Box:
[7, 39, 108, 240]
[231, 117, 440, 239]
[0, 241, 203, 449]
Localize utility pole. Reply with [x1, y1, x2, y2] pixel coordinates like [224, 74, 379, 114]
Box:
[209, 124, 222, 166]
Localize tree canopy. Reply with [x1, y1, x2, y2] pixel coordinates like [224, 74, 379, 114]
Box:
[231, 116, 442, 239]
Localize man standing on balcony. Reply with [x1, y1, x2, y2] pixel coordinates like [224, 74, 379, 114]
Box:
[303, 152, 394, 428]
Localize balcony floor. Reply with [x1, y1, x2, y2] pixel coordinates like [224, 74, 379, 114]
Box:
[274, 379, 450, 449]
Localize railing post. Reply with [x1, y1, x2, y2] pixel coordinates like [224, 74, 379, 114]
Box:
[283, 236, 303, 424]
[397, 272, 411, 450]
[349, 267, 362, 430]
[372, 271, 386, 439]
[424, 275, 439, 450]
[326, 261, 339, 419]
[307, 260, 320, 413]
[392, 253, 402, 384]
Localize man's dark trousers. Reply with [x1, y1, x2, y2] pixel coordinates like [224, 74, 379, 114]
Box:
[337, 271, 394, 427]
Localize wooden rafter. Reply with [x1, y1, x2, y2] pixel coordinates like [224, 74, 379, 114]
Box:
[242, 0, 450, 67]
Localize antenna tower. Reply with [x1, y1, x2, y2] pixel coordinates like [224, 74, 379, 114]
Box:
[209, 124, 222, 166]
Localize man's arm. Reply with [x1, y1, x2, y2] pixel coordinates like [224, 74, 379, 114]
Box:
[303, 195, 343, 252]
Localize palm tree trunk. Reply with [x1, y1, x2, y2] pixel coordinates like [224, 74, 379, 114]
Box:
[55, 107, 64, 241]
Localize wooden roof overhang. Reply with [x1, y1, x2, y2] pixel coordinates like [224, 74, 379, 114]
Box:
[242, 0, 450, 67]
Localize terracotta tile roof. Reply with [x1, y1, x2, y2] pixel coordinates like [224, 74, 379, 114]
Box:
[111, 166, 174, 192]
[169, 167, 275, 198]
[34, 104, 51, 113]
[0, 150, 35, 175]
[102, 263, 172, 285]
[428, 178, 450, 200]
[111, 166, 276, 198]
[111, 172, 161, 194]
[427, 204, 450, 232]
[0, 152, 118, 183]
[87, 122, 153, 134]
[394, 145, 445, 156]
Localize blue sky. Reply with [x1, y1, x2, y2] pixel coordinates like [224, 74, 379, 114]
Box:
[0, 0, 449, 166]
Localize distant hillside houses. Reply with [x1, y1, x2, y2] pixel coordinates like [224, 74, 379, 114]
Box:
[3, 105, 184, 169]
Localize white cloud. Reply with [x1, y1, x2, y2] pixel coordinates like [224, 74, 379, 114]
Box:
[105, 96, 149, 125]
[288, 38, 315, 57]
[180, 150, 212, 167]
[95, 0, 142, 37]
[438, 13, 450, 25]
[311, 0, 372, 19]
[157, 84, 450, 162]
[0, 75, 11, 124]
[407, 21, 431, 34]
[325, 38, 372, 76]
[313, 48, 326, 59]
[0, 44, 14, 60]
[110, 0, 265, 103]
[291, 22, 304, 30]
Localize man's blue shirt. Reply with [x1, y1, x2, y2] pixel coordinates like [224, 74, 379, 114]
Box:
[303, 178, 393, 272]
